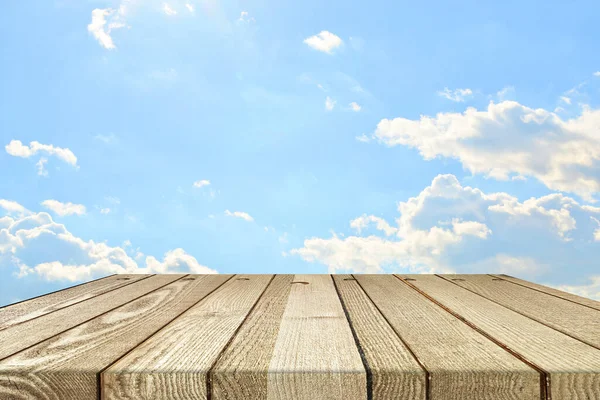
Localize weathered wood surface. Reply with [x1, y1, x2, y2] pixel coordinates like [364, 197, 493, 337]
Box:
[447, 274, 600, 349]
[357, 275, 540, 400]
[400, 274, 600, 400]
[0, 273, 599, 400]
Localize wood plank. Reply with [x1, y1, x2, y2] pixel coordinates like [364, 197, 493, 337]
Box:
[265, 274, 366, 400]
[446, 274, 600, 349]
[333, 274, 427, 400]
[101, 274, 273, 400]
[0, 274, 232, 400]
[211, 274, 295, 400]
[0, 274, 180, 360]
[212, 275, 367, 400]
[401, 274, 600, 400]
[0, 274, 150, 331]
[354, 274, 540, 400]
[492, 274, 600, 312]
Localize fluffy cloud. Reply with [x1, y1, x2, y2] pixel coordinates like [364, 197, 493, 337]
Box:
[0, 201, 216, 281]
[224, 210, 254, 222]
[41, 200, 86, 217]
[438, 87, 473, 102]
[185, 4, 194, 13]
[304, 31, 343, 54]
[6, 140, 78, 169]
[325, 96, 336, 111]
[87, 6, 129, 50]
[291, 175, 600, 298]
[0, 200, 28, 216]
[374, 101, 600, 201]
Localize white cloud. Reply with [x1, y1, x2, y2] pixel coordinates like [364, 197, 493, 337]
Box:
[373, 100, 600, 201]
[594, 72, 600, 77]
[41, 200, 86, 217]
[356, 134, 371, 143]
[185, 3, 194, 13]
[349, 102, 362, 112]
[6, 140, 78, 169]
[163, 3, 177, 15]
[36, 158, 48, 177]
[225, 210, 254, 222]
[438, 87, 473, 102]
[560, 96, 572, 105]
[303, 31, 343, 54]
[100, 208, 111, 215]
[350, 215, 398, 236]
[325, 96, 336, 111]
[238, 11, 255, 23]
[496, 86, 515, 100]
[0, 200, 28, 216]
[291, 174, 600, 280]
[88, 8, 117, 50]
[193, 180, 211, 188]
[0, 202, 217, 281]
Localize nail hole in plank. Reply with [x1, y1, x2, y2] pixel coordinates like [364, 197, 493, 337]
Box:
[404, 278, 416, 281]
[343, 278, 356, 281]
[291, 281, 309, 285]
[181, 278, 196, 281]
[116, 277, 131, 281]
[451, 278, 465, 281]
[237, 278, 250, 281]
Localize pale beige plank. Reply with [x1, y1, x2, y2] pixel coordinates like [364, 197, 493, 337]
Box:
[447, 274, 600, 349]
[403, 274, 600, 400]
[355, 274, 539, 400]
[493, 274, 600, 311]
[101, 274, 273, 400]
[0, 274, 232, 400]
[0, 274, 150, 331]
[212, 274, 295, 400]
[266, 275, 367, 400]
[333, 274, 427, 400]
[0, 274, 179, 360]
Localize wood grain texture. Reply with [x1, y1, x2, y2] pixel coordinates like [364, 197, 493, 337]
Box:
[333, 274, 427, 400]
[0, 274, 178, 360]
[0, 274, 150, 331]
[403, 274, 600, 400]
[493, 274, 600, 312]
[447, 274, 600, 349]
[355, 274, 540, 400]
[101, 274, 273, 400]
[266, 274, 366, 400]
[0, 274, 232, 400]
[211, 274, 295, 400]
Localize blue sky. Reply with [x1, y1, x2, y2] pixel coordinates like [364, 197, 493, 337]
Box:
[2, 0, 600, 306]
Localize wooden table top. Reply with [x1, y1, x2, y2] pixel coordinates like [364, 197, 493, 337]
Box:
[0, 274, 599, 400]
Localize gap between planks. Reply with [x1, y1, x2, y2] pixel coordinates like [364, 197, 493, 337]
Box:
[98, 274, 238, 400]
[394, 275, 550, 400]
[437, 275, 600, 352]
